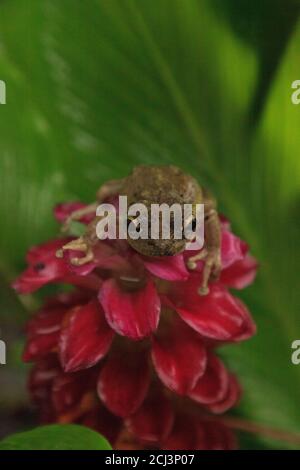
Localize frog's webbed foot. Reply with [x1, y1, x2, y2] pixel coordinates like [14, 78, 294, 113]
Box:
[56, 237, 94, 266]
[186, 249, 208, 270]
[61, 203, 98, 233]
[187, 248, 221, 295]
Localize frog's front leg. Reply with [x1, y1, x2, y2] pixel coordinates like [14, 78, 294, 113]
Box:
[187, 196, 221, 295]
[61, 203, 98, 233]
[57, 236, 94, 265]
[57, 218, 99, 265]
[58, 178, 125, 264]
[96, 178, 126, 202]
[61, 178, 126, 233]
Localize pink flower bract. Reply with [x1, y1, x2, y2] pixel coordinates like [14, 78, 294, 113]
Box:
[14, 200, 257, 450]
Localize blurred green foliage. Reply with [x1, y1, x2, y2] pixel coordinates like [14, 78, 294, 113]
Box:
[0, 424, 112, 450]
[0, 0, 299, 449]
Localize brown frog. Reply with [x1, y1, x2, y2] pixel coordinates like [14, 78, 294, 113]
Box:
[57, 165, 221, 294]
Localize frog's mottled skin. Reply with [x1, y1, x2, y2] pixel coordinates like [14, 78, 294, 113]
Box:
[58, 165, 221, 294]
[125, 165, 202, 207]
[119, 165, 202, 256]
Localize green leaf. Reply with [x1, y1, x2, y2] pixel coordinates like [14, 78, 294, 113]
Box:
[0, 0, 299, 449]
[212, 0, 300, 122]
[0, 425, 112, 450]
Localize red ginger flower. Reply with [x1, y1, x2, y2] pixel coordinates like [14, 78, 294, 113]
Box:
[13, 201, 257, 449]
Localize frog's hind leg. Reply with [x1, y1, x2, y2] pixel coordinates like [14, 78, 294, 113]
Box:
[187, 249, 208, 270]
[187, 195, 221, 295]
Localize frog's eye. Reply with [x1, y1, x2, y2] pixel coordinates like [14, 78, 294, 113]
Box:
[184, 215, 197, 231]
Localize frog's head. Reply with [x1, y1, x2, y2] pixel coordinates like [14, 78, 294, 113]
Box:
[125, 198, 193, 257]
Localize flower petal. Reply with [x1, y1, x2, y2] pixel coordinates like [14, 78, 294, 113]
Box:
[54, 202, 94, 224]
[13, 239, 71, 294]
[184, 230, 248, 272]
[25, 239, 69, 264]
[99, 278, 161, 339]
[219, 214, 231, 230]
[80, 404, 122, 445]
[220, 255, 258, 289]
[59, 299, 114, 372]
[203, 421, 238, 450]
[151, 319, 207, 394]
[126, 386, 174, 442]
[189, 354, 229, 404]
[52, 369, 97, 414]
[97, 350, 150, 418]
[167, 275, 256, 341]
[43, 290, 92, 309]
[207, 374, 241, 414]
[221, 230, 248, 269]
[142, 254, 189, 281]
[23, 307, 66, 361]
[162, 414, 204, 450]
[29, 355, 61, 405]
[23, 334, 59, 362]
[62, 248, 98, 276]
[94, 242, 131, 272]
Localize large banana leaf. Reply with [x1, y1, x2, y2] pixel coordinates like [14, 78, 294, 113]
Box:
[0, 0, 299, 448]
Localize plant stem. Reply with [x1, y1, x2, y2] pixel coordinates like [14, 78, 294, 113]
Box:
[218, 415, 300, 447]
